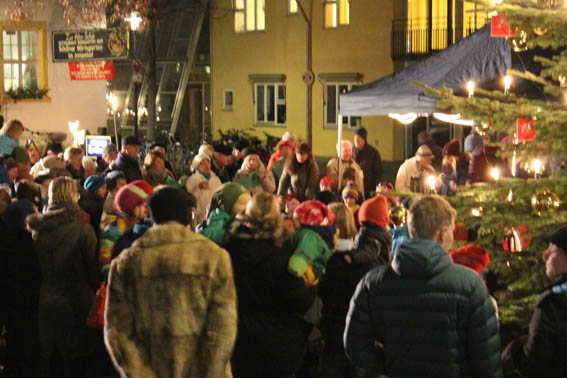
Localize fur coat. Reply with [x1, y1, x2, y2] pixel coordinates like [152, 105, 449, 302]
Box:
[104, 223, 237, 378]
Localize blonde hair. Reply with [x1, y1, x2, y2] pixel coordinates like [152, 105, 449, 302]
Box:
[48, 176, 78, 205]
[408, 195, 456, 240]
[329, 202, 357, 240]
[1, 119, 24, 137]
[244, 192, 283, 241]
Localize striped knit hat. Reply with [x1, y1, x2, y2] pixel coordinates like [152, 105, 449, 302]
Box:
[115, 182, 151, 216]
[342, 184, 359, 201]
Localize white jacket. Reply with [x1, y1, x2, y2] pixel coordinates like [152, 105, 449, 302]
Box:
[185, 170, 222, 224]
[395, 157, 435, 192]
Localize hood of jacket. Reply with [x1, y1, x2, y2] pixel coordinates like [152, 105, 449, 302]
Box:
[392, 238, 452, 278]
[27, 202, 85, 233]
[225, 223, 283, 269]
[356, 224, 393, 252]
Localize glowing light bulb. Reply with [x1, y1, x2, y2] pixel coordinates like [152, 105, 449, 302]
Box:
[127, 12, 142, 31]
[427, 175, 436, 191]
[507, 189, 513, 202]
[467, 80, 475, 98]
[108, 93, 119, 112]
[504, 75, 512, 94]
[490, 167, 500, 181]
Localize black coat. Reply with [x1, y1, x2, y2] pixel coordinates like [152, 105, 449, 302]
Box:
[224, 224, 316, 378]
[79, 191, 104, 240]
[506, 275, 567, 378]
[353, 143, 383, 199]
[0, 202, 41, 377]
[344, 238, 502, 377]
[113, 152, 142, 183]
[319, 225, 391, 350]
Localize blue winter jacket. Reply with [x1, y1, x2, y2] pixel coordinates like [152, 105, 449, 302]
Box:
[344, 238, 503, 378]
[0, 134, 19, 155]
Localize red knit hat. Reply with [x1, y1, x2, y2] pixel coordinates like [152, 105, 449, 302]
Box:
[294, 200, 335, 226]
[449, 245, 490, 274]
[443, 138, 461, 157]
[115, 183, 150, 216]
[319, 176, 333, 188]
[130, 179, 154, 196]
[358, 195, 389, 228]
[279, 139, 294, 150]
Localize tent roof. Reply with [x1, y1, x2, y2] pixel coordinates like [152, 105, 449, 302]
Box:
[339, 25, 511, 116]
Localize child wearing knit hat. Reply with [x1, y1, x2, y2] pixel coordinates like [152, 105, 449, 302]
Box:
[318, 195, 392, 377]
[78, 175, 107, 240]
[288, 200, 337, 286]
[197, 182, 251, 246]
[342, 184, 361, 219]
[99, 181, 153, 278]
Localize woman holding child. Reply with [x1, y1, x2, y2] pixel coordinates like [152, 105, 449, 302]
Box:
[224, 192, 315, 378]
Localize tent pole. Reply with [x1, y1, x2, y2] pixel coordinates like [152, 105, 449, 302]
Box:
[338, 114, 343, 190]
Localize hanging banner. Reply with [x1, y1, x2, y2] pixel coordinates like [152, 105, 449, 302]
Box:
[517, 118, 536, 142]
[69, 61, 115, 80]
[53, 29, 128, 62]
[491, 14, 513, 37]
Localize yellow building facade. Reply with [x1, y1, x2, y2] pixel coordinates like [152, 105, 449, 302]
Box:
[211, 0, 403, 160]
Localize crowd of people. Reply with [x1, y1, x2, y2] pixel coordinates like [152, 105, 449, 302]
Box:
[0, 117, 566, 378]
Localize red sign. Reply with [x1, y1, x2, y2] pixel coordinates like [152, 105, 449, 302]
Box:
[69, 61, 115, 80]
[517, 118, 536, 142]
[491, 14, 513, 37]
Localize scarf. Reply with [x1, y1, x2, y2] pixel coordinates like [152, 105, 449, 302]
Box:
[198, 169, 211, 180]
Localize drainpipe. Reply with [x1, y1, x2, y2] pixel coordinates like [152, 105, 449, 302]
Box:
[296, 0, 313, 146]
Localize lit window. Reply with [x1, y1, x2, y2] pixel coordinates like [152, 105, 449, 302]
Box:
[325, 83, 360, 128]
[0, 21, 48, 99]
[234, 0, 265, 33]
[324, 0, 349, 28]
[255, 83, 286, 126]
[289, 0, 298, 14]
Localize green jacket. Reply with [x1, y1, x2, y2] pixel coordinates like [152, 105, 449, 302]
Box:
[197, 208, 233, 246]
[288, 228, 333, 286]
[344, 238, 502, 378]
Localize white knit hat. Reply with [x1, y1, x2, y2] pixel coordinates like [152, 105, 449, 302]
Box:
[191, 152, 210, 171]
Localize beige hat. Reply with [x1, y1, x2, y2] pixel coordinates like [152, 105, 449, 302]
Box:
[198, 144, 214, 159]
[416, 145, 434, 159]
[191, 152, 210, 172]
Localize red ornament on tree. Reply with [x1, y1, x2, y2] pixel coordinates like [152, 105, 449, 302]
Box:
[491, 14, 513, 37]
[517, 118, 536, 142]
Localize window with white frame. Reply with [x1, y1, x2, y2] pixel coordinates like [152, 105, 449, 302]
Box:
[324, 0, 349, 28]
[255, 82, 286, 126]
[234, 0, 265, 33]
[289, 0, 298, 14]
[223, 89, 233, 111]
[3, 29, 39, 92]
[325, 83, 361, 128]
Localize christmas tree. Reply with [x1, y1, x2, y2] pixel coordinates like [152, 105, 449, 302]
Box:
[413, 0, 567, 343]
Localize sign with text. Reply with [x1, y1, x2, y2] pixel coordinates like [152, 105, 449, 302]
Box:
[52, 29, 128, 62]
[69, 61, 115, 80]
[86, 135, 112, 158]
